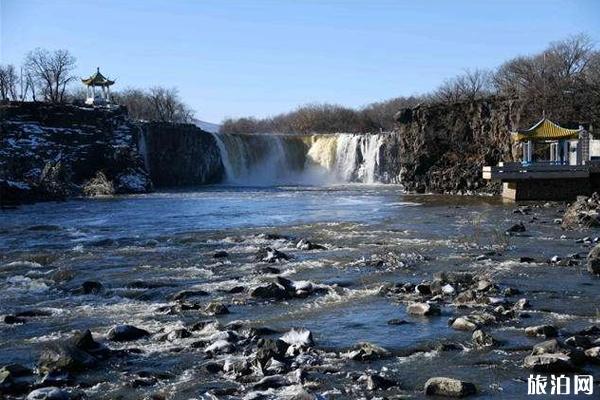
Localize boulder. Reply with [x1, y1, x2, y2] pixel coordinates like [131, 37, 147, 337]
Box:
[204, 302, 229, 316]
[38, 342, 97, 373]
[586, 243, 600, 275]
[424, 377, 477, 397]
[562, 193, 600, 229]
[506, 222, 526, 234]
[256, 338, 288, 363]
[80, 281, 103, 295]
[296, 239, 326, 250]
[0, 364, 34, 394]
[26, 387, 70, 400]
[170, 289, 209, 301]
[107, 324, 150, 342]
[255, 247, 290, 263]
[213, 251, 228, 259]
[250, 282, 291, 300]
[407, 302, 441, 316]
[472, 330, 496, 348]
[364, 373, 395, 391]
[523, 353, 575, 372]
[532, 339, 562, 355]
[584, 346, 600, 364]
[346, 342, 390, 361]
[525, 325, 557, 338]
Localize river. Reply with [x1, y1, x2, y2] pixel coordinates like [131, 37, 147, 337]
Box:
[1, 185, 599, 399]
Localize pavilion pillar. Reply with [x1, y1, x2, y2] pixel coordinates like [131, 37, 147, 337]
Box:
[527, 140, 533, 163]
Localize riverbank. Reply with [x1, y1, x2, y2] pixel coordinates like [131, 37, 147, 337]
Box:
[1, 187, 598, 399]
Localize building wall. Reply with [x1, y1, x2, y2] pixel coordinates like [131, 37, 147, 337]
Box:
[502, 178, 593, 201]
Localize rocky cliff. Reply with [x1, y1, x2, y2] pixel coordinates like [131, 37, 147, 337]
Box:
[1, 102, 153, 205]
[389, 97, 523, 194]
[139, 122, 224, 186]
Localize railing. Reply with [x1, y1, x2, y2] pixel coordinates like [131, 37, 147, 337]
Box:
[483, 162, 590, 180]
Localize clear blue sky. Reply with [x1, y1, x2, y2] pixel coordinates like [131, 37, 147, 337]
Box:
[1, 0, 599, 123]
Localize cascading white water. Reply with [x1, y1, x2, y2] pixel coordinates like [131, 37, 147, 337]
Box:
[211, 132, 388, 185]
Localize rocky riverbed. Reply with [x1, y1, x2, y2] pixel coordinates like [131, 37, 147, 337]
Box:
[1, 187, 599, 399]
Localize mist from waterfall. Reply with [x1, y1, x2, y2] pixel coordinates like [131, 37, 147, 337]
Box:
[210, 132, 388, 185]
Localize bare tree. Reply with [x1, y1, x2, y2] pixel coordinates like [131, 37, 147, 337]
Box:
[0, 64, 19, 100]
[432, 69, 492, 103]
[146, 86, 194, 123]
[24, 48, 77, 103]
[112, 86, 194, 123]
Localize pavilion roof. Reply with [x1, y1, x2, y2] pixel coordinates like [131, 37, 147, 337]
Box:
[512, 118, 581, 142]
[81, 68, 115, 86]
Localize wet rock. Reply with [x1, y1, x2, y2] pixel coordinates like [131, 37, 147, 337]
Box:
[281, 328, 313, 347]
[454, 290, 477, 304]
[203, 361, 223, 374]
[70, 330, 109, 358]
[565, 335, 592, 349]
[250, 282, 292, 300]
[451, 317, 478, 332]
[346, 342, 390, 361]
[577, 325, 600, 336]
[256, 338, 288, 363]
[170, 289, 209, 301]
[525, 325, 558, 338]
[204, 302, 229, 316]
[228, 285, 246, 294]
[38, 342, 97, 373]
[4, 315, 26, 324]
[519, 256, 536, 263]
[361, 373, 395, 391]
[107, 324, 150, 342]
[252, 375, 289, 390]
[513, 298, 530, 310]
[415, 283, 432, 295]
[296, 239, 326, 250]
[15, 309, 52, 318]
[506, 222, 526, 234]
[213, 250, 228, 258]
[0, 364, 34, 394]
[424, 377, 477, 397]
[204, 339, 235, 354]
[503, 287, 520, 296]
[584, 347, 600, 364]
[265, 358, 287, 374]
[255, 247, 290, 263]
[523, 353, 575, 372]
[80, 280, 103, 295]
[586, 243, 600, 275]
[26, 387, 70, 400]
[258, 266, 281, 274]
[387, 319, 410, 325]
[476, 280, 493, 292]
[472, 330, 496, 348]
[40, 371, 73, 386]
[562, 193, 600, 229]
[166, 328, 192, 341]
[407, 302, 441, 316]
[532, 339, 562, 355]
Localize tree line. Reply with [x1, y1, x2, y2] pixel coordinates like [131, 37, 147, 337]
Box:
[0, 48, 193, 123]
[221, 34, 600, 134]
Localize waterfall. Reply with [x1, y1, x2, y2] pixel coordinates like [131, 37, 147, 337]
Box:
[211, 132, 388, 185]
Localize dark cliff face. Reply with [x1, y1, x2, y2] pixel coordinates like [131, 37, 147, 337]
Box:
[0, 102, 153, 205]
[139, 122, 224, 187]
[388, 97, 521, 194]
